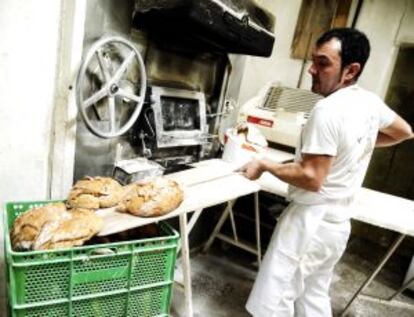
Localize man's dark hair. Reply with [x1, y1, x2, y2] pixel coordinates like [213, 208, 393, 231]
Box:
[316, 28, 370, 79]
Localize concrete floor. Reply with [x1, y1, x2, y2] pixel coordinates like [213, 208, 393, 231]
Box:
[171, 237, 414, 317]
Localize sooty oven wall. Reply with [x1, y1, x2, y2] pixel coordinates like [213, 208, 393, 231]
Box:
[74, 0, 228, 181]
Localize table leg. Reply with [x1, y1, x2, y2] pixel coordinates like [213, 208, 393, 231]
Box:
[203, 200, 235, 253]
[229, 207, 239, 242]
[340, 233, 406, 316]
[389, 276, 414, 301]
[203, 200, 236, 252]
[179, 213, 193, 317]
[187, 209, 203, 234]
[254, 192, 261, 267]
[176, 209, 203, 254]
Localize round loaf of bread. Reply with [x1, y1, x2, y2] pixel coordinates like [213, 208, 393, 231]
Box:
[11, 203, 103, 251]
[37, 208, 103, 250]
[67, 176, 124, 209]
[11, 203, 66, 250]
[117, 178, 183, 217]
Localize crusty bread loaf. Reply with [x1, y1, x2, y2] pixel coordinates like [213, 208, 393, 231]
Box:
[38, 208, 103, 250]
[67, 176, 124, 209]
[11, 203, 103, 251]
[11, 203, 66, 250]
[117, 178, 183, 217]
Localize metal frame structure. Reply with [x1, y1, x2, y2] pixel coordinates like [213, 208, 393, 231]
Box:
[340, 233, 414, 316]
[203, 193, 262, 267]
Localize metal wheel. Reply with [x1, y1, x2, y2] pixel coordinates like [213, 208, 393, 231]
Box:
[76, 36, 147, 138]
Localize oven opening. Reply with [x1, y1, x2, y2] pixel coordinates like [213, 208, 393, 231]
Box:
[161, 96, 201, 131]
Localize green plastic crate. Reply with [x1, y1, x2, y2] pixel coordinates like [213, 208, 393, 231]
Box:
[3, 200, 180, 317]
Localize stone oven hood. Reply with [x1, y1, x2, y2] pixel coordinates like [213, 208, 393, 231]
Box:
[133, 0, 276, 57]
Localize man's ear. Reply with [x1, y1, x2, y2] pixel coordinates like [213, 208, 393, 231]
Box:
[343, 63, 361, 82]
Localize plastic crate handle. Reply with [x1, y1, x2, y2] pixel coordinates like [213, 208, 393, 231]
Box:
[88, 247, 117, 256]
[72, 266, 129, 285]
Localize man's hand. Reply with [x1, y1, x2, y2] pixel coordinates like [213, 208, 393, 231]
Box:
[236, 159, 265, 180]
[237, 155, 333, 191]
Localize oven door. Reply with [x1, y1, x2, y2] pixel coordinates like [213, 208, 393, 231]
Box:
[151, 86, 207, 148]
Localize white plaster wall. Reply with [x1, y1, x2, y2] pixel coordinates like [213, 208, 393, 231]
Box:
[0, 0, 63, 313]
[0, 1, 62, 199]
[396, 0, 414, 44]
[237, 0, 306, 107]
[50, 0, 86, 200]
[218, 54, 248, 141]
[357, 0, 414, 97]
[236, 0, 414, 109]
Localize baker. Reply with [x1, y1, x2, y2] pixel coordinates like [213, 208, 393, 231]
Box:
[238, 28, 413, 317]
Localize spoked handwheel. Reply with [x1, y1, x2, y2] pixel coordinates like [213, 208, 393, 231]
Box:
[76, 36, 147, 138]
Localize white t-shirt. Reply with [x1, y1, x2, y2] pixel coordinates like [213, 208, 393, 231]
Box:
[288, 85, 396, 205]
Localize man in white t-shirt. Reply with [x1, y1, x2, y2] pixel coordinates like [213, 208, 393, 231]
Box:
[239, 28, 413, 317]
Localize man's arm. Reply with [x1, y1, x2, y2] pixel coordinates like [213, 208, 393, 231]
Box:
[238, 154, 333, 192]
[376, 115, 413, 147]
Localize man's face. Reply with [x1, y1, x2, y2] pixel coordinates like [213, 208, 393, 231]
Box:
[308, 38, 346, 97]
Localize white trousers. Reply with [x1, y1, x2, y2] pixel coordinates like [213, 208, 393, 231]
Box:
[246, 202, 351, 317]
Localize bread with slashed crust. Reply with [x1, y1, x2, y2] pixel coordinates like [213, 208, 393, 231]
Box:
[117, 178, 183, 217]
[38, 208, 103, 250]
[67, 176, 124, 209]
[11, 203, 66, 250]
[11, 203, 103, 251]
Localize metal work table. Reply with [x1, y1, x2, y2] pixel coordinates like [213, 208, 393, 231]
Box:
[340, 188, 414, 315]
[97, 163, 261, 317]
[97, 155, 414, 316]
